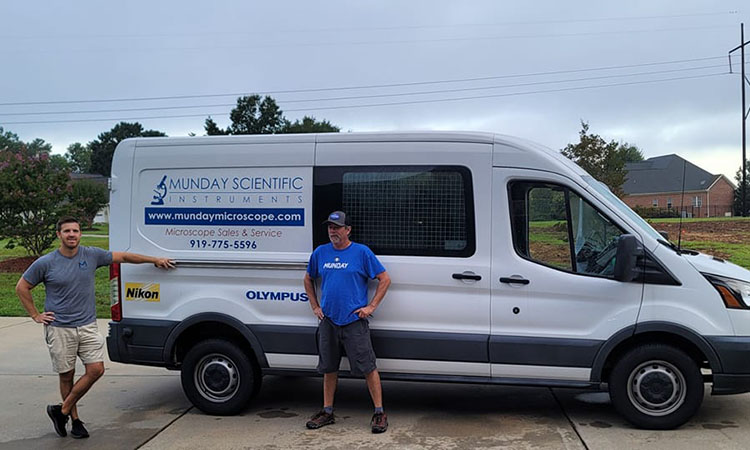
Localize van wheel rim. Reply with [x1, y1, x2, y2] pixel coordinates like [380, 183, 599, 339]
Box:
[194, 353, 239, 403]
[627, 360, 686, 417]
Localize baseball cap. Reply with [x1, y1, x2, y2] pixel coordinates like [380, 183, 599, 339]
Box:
[323, 211, 350, 227]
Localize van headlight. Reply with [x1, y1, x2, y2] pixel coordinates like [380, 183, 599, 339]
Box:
[703, 273, 750, 309]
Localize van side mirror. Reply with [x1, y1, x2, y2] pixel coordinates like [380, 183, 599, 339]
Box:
[659, 231, 669, 240]
[614, 234, 642, 282]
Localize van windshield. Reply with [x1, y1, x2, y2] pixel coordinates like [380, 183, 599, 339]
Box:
[583, 176, 663, 242]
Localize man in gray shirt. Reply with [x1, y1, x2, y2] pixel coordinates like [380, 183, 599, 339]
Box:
[15, 217, 174, 439]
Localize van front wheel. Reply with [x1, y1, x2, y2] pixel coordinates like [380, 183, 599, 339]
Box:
[609, 344, 703, 429]
[181, 339, 260, 415]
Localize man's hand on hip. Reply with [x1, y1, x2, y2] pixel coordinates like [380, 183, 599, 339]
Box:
[33, 311, 55, 324]
[354, 305, 375, 319]
[312, 306, 324, 320]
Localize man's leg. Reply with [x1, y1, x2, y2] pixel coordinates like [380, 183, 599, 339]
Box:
[323, 372, 338, 408]
[364, 369, 383, 409]
[60, 362, 104, 416]
[58, 370, 79, 420]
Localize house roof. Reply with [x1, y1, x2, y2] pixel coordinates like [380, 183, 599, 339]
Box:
[623, 154, 722, 195]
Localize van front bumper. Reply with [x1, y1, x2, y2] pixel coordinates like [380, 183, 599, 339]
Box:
[707, 336, 750, 395]
[106, 319, 177, 368]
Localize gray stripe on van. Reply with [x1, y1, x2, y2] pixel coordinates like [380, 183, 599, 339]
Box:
[250, 324, 603, 368]
[489, 335, 603, 368]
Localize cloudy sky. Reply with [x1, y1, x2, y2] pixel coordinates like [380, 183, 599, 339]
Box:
[2, 1, 748, 181]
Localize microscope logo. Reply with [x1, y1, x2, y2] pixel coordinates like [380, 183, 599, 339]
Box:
[151, 175, 168, 205]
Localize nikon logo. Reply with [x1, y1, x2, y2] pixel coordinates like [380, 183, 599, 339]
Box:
[125, 283, 160, 302]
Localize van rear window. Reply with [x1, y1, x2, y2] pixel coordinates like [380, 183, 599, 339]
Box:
[314, 166, 475, 257]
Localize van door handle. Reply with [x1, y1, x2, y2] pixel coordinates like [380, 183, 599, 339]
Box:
[499, 277, 530, 285]
[452, 273, 482, 281]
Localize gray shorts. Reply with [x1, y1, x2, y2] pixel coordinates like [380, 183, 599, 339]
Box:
[317, 318, 377, 377]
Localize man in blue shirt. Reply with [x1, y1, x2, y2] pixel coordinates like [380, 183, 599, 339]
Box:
[16, 217, 174, 439]
[303, 211, 391, 433]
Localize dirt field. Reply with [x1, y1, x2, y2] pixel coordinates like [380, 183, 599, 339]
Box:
[0, 256, 35, 273]
[650, 220, 750, 245]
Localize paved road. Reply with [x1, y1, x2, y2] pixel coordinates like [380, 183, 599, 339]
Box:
[1, 316, 749, 449]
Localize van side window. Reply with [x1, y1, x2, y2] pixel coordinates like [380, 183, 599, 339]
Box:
[314, 166, 475, 257]
[509, 181, 625, 277]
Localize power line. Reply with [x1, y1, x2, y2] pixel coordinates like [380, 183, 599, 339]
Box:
[0, 55, 728, 107]
[0, 72, 727, 125]
[0, 63, 729, 117]
[283, 73, 727, 112]
[4, 24, 733, 56]
[2, 10, 737, 40]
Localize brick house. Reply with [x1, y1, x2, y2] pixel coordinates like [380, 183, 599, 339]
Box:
[622, 154, 735, 218]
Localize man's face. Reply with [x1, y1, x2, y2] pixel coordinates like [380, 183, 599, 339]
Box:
[57, 222, 81, 250]
[327, 223, 350, 246]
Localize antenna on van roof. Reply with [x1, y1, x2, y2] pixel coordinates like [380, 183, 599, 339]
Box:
[677, 159, 687, 251]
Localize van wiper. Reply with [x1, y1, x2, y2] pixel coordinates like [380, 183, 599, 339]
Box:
[658, 239, 698, 255]
[658, 239, 680, 253]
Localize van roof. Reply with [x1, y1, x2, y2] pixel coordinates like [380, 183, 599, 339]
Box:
[128, 130, 529, 147]
[127, 131, 587, 179]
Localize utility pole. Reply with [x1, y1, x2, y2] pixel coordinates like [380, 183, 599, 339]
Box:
[729, 23, 750, 216]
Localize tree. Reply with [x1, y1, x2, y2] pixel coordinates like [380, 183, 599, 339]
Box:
[0, 126, 24, 153]
[734, 160, 750, 217]
[279, 116, 340, 133]
[89, 122, 166, 177]
[68, 180, 109, 229]
[0, 127, 53, 156]
[65, 142, 92, 173]
[25, 138, 52, 156]
[0, 149, 71, 256]
[204, 95, 340, 136]
[619, 144, 645, 163]
[49, 154, 71, 172]
[561, 122, 643, 197]
[204, 117, 230, 135]
[228, 95, 284, 135]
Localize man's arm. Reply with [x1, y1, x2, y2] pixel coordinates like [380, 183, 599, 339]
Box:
[112, 252, 175, 269]
[354, 271, 391, 319]
[304, 273, 324, 320]
[15, 277, 54, 324]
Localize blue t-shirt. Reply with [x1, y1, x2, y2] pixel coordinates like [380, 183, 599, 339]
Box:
[23, 246, 113, 327]
[306, 242, 386, 326]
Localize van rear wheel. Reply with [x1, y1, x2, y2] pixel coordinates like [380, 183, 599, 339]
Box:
[181, 339, 260, 415]
[609, 344, 703, 429]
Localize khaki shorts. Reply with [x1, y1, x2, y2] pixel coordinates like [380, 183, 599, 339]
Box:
[44, 322, 105, 373]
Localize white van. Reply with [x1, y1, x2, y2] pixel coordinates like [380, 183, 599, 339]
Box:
[106, 131, 750, 429]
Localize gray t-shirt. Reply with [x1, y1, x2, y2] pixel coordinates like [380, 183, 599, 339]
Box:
[23, 246, 113, 327]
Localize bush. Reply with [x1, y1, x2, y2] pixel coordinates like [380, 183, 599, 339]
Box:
[0, 150, 71, 256]
[631, 206, 680, 219]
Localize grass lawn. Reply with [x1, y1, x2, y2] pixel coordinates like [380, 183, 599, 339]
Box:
[0, 235, 111, 319]
[679, 240, 750, 270]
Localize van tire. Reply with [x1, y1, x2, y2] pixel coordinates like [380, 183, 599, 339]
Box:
[181, 339, 260, 415]
[609, 344, 703, 429]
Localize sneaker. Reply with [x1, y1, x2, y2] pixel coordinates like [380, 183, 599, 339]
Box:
[306, 410, 335, 429]
[371, 412, 388, 433]
[70, 419, 90, 439]
[46, 404, 69, 437]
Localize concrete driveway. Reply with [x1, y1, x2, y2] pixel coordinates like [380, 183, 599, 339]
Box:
[1, 316, 750, 449]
